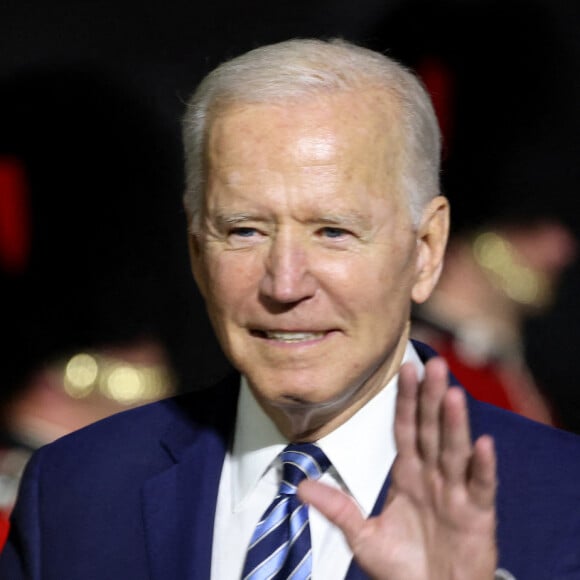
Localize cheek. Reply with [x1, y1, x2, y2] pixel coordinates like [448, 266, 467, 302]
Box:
[367, 252, 418, 308]
[315, 248, 401, 295]
[205, 253, 262, 310]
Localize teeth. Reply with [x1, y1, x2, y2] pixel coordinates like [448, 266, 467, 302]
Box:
[264, 331, 325, 342]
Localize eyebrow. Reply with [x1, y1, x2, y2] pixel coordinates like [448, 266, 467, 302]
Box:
[210, 209, 373, 232]
[311, 212, 371, 230]
[211, 212, 261, 227]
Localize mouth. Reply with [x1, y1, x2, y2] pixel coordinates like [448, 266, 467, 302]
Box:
[250, 330, 329, 343]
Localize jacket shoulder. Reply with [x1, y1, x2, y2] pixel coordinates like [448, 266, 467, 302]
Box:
[32, 371, 240, 479]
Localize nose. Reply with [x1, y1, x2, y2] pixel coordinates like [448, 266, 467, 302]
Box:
[259, 233, 317, 305]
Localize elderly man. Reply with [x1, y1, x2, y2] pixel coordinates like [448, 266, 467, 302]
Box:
[2, 39, 580, 580]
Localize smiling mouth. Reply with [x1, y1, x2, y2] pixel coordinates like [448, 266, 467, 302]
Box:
[251, 330, 327, 342]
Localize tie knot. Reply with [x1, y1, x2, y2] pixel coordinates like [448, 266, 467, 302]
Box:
[279, 443, 331, 494]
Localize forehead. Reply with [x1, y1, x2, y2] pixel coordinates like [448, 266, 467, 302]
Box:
[206, 89, 406, 180]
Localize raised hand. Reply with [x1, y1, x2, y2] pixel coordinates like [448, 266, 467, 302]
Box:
[298, 357, 498, 580]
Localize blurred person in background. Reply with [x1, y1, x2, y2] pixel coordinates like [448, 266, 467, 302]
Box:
[369, 0, 580, 427]
[0, 68, 213, 540]
[410, 200, 576, 425]
[526, 260, 580, 433]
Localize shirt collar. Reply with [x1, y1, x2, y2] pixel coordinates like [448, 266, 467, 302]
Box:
[231, 379, 287, 511]
[231, 341, 425, 514]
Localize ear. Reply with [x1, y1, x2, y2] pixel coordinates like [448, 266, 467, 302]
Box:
[186, 213, 208, 299]
[411, 195, 450, 304]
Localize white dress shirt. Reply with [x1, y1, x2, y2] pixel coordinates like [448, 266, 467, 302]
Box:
[210, 342, 424, 579]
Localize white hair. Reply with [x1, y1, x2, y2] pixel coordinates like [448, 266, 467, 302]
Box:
[182, 38, 441, 229]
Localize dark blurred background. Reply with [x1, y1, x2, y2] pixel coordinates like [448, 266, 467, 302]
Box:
[1, 0, 579, 428]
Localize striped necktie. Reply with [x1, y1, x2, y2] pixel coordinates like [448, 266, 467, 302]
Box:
[241, 443, 331, 580]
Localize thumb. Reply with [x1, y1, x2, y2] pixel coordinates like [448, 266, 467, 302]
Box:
[298, 479, 365, 544]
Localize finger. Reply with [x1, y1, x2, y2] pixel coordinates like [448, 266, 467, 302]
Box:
[418, 357, 449, 465]
[468, 435, 497, 508]
[298, 479, 365, 544]
[439, 387, 472, 483]
[395, 362, 420, 458]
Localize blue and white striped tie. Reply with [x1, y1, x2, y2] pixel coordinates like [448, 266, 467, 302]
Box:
[241, 443, 331, 580]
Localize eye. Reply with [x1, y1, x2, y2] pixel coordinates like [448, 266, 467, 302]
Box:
[230, 227, 259, 238]
[319, 226, 349, 239]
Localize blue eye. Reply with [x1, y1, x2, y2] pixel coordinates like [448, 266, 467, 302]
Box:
[231, 227, 257, 237]
[321, 227, 347, 238]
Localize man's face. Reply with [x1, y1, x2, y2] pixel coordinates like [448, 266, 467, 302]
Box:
[190, 90, 446, 439]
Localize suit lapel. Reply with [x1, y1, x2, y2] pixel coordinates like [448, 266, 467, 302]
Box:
[344, 469, 393, 579]
[141, 374, 239, 580]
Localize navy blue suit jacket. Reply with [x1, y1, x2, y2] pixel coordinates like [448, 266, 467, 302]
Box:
[2, 342, 580, 579]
